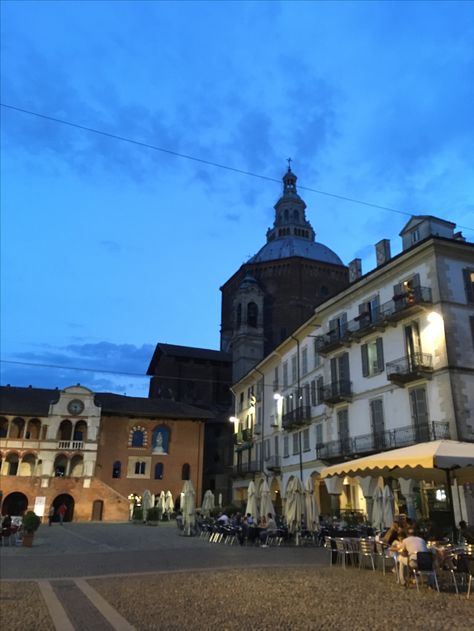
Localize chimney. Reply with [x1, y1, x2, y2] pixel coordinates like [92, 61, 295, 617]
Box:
[375, 239, 391, 266]
[348, 258, 362, 282]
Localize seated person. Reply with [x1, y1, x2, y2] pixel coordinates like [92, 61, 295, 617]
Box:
[217, 512, 230, 526]
[398, 527, 431, 586]
[259, 513, 278, 545]
[383, 522, 400, 546]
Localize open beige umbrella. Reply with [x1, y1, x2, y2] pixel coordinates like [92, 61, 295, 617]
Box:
[181, 480, 196, 536]
[245, 481, 259, 521]
[285, 477, 304, 534]
[259, 480, 275, 520]
[304, 477, 319, 532]
[321, 440, 474, 534]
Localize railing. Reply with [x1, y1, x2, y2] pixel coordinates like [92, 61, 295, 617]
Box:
[321, 380, 352, 404]
[315, 287, 433, 353]
[253, 422, 262, 435]
[57, 440, 84, 450]
[265, 455, 281, 470]
[316, 421, 450, 459]
[242, 428, 253, 443]
[391, 285, 432, 312]
[282, 406, 312, 430]
[386, 353, 433, 383]
[233, 460, 260, 476]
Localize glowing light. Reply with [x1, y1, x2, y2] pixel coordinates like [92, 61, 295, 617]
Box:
[273, 393, 282, 400]
[229, 416, 239, 423]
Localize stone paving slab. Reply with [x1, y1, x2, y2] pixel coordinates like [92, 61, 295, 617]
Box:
[90, 567, 474, 631]
[52, 580, 116, 631]
[0, 581, 54, 631]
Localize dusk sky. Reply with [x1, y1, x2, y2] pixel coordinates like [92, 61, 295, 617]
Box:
[1, 1, 473, 396]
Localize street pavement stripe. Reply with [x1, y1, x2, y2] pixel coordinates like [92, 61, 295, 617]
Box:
[75, 578, 136, 631]
[37, 580, 74, 631]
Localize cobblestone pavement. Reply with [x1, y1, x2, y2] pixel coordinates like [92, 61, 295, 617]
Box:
[1, 523, 472, 630]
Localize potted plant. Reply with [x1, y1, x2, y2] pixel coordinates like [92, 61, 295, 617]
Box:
[22, 511, 41, 547]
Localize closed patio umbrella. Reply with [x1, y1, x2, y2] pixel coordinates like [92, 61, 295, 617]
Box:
[382, 485, 394, 529]
[157, 490, 166, 518]
[181, 480, 196, 536]
[245, 481, 259, 521]
[165, 490, 174, 516]
[142, 489, 152, 522]
[201, 490, 215, 517]
[371, 486, 384, 531]
[304, 477, 319, 532]
[285, 477, 304, 534]
[259, 480, 275, 520]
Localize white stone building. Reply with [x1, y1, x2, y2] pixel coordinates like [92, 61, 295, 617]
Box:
[231, 216, 474, 526]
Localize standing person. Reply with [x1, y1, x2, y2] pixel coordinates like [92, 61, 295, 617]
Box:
[48, 505, 55, 527]
[58, 503, 67, 525]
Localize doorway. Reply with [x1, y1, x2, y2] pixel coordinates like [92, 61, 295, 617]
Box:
[53, 494, 75, 522]
[91, 500, 104, 521]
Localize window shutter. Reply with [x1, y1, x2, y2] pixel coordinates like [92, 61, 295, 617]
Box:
[393, 282, 403, 298]
[310, 380, 316, 406]
[376, 337, 384, 372]
[470, 315, 474, 349]
[361, 344, 369, 377]
[338, 352, 350, 382]
[463, 268, 474, 303]
[330, 357, 337, 382]
[317, 376, 324, 404]
[359, 301, 368, 315]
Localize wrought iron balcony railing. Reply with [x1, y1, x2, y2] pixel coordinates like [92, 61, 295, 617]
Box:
[321, 380, 352, 405]
[265, 455, 281, 471]
[386, 353, 433, 385]
[282, 406, 312, 430]
[316, 421, 450, 460]
[232, 460, 261, 476]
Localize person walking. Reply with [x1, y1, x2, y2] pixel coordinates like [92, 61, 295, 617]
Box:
[48, 505, 55, 527]
[58, 503, 67, 525]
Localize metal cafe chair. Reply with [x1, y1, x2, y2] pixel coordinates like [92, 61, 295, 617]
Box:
[375, 541, 398, 580]
[335, 538, 359, 569]
[358, 538, 376, 571]
[410, 551, 440, 593]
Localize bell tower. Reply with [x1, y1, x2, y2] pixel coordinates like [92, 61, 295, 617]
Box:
[231, 273, 265, 382]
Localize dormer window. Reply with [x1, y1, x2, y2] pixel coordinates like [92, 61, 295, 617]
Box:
[411, 229, 420, 244]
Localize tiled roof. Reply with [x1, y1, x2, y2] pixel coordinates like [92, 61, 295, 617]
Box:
[147, 343, 231, 374]
[0, 386, 214, 420]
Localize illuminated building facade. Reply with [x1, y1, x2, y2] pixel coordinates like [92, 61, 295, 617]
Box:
[230, 216, 474, 526]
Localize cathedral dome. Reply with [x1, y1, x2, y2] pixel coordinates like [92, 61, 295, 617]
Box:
[249, 237, 343, 265]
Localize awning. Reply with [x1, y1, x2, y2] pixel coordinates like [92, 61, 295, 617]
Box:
[320, 440, 474, 484]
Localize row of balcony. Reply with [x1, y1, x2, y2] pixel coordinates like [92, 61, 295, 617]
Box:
[315, 421, 450, 461]
[315, 286, 433, 355]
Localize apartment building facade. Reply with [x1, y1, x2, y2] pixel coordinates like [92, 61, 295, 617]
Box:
[231, 216, 474, 525]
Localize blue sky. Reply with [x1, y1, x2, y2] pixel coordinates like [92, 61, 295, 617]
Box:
[1, 1, 473, 396]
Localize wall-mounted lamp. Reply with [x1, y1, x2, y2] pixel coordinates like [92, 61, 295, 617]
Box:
[229, 416, 239, 424]
[273, 393, 282, 401]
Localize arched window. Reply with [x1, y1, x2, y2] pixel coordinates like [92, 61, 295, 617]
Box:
[0, 417, 8, 438]
[112, 461, 121, 479]
[236, 303, 242, 327]
[181, 463, 190, 480]
[154, 463, 164, 480]
[9, 418, 25, 439]
[152, 426, 170, 454]
[70, 455, 83, 477]
[26, 418, 41, 440]
[132, 429, 145, 448]
[54, 454, 68, 477]
[6, 453, 19, 476]
[134, 461, 146, 475]
[247, 302, 258, 328]
[135, 462, 146, 475]
[73, 421, 87, 442]
[58, 420, 73, 441]
[293, 210, 299, 222]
